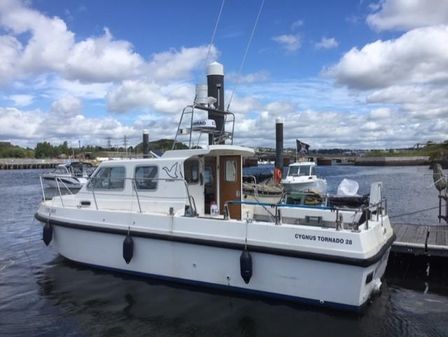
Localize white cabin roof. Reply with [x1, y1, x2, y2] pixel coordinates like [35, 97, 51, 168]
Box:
[162, 145, 254, 159]
[289, 161, 316, 167]
[95, 145, 254, 168]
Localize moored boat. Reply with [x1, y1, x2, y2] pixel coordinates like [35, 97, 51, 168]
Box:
[35, 62, 395, 311]
[282, 161, 327, 195]
[41, 161, 95, 189]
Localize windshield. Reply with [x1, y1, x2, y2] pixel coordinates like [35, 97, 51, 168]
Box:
[288, 165, 312, 176]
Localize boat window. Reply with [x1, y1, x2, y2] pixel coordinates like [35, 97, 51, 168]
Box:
[71, 163, 83, 177]
[311, 166, 316, 175]
[225, 159, 237, 182]
[299, 165, 311, 176]
[288, 166, 299, 176]
[184, 159, 199, 184]
[87, 166, 126, 190]
[54, 166, 68, 174]
[135, 166, 158, 190]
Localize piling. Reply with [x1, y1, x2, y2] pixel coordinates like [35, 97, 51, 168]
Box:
[142, 130, 149, 159]
[275, 118, 284, 183]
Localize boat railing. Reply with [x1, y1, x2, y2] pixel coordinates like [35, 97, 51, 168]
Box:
[85, 176, 197, 216]
[224, 196, 388, 231]
[172, 104, 236, 150]
[41, 175, 197, 216]
[39, 176, 74, 204]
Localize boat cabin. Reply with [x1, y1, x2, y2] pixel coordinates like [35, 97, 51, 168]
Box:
[286, 162, 317, 178]
[81, 145, 254, 220]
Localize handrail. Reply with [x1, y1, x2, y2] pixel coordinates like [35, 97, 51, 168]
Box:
[39, 175, 76, 206]
[85, 176, 197, 216]
[132, 180, 142, 213]
[225, 197, 389, 230]
[39, 176, 46, 201]
[243, 175, 257, 184]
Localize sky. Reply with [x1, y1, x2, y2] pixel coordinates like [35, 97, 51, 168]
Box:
[1, 0, 448, 150]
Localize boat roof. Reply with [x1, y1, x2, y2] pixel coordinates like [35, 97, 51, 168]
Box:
[97, 145, 254, 166]
[162, 145, 254, 159]
[289, 161, 316, 166]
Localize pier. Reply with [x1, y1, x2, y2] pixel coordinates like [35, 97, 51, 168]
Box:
[391, 223, 448, 257]
[0, 159, 62, 170]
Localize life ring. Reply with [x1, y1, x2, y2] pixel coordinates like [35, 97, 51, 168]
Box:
[274, 168, 282, 184]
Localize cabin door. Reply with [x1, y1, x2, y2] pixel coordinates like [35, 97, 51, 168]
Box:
[219, 155, 241, 220]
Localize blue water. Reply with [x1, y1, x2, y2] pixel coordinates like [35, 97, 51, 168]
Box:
[1, 167, 448, 337]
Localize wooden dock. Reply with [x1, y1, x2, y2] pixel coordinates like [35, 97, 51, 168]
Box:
[392, 223, 448, 257]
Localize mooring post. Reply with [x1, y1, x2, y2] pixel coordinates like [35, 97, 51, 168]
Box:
[275, 118, 283, 184]
[143, 130, 149, 158]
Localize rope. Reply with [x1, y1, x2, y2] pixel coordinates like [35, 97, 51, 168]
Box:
[205, 0, 226, 68]
[226, 0, 265, 111]
[389, 205, 440, 219]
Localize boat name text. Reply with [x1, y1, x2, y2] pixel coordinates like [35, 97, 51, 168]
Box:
[295, 233, 352, 245]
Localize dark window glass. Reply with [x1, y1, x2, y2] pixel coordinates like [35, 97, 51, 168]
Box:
[184, 160, 199, 184]
[135, 166, 158, 190]
[87, 166, 125, 190]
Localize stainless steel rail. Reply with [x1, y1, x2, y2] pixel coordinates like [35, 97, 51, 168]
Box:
[41, 176, 197, 216]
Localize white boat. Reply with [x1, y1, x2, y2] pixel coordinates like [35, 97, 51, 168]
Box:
[282, 161, 327, 195]
[41, 161, 95, 189]
[35, 62, 395, 311]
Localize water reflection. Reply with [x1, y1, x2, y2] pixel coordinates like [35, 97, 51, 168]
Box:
[34, 257, 448, 337]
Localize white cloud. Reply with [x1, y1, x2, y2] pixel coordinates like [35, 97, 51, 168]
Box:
[327, 25, 448, 90]
[315, 37, 338, 49]
[368, 107, 392, 119]
[0, 0, 74, 75]
[0, 104, 142, 147]
[0, 35, 22, 85]
[0, 107, 44, 140]
[291, 20, 304, 31]
[367, 0, 448, 31]
[8, 94, 33, 106]
[272, 34, 301, 52]
[50, 79, 112, 100]
[0, 0, 153, 85]
[147, 45, 217, 82]
[50, 96, 82, 117]
[106, 80, 194, 113]
[65, 28, 144, 83]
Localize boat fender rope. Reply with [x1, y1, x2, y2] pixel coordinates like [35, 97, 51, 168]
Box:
[240, 249, 253, 284]
[123, 227, 134, 264]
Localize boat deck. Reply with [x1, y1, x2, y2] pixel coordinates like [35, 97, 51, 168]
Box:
[391, 223, 448, 257]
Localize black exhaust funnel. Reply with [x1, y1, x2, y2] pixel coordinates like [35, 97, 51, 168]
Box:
[207, 62, 225, 145]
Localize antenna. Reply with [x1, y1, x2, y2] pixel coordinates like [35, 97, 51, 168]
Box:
[205, 0, 226, 70]
[227, 0, 265, 111]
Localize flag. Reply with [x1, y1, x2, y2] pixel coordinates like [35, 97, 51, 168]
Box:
[296, 139, 310, 155]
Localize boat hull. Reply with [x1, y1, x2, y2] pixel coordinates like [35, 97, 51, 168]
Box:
[48, 222, 390, 311]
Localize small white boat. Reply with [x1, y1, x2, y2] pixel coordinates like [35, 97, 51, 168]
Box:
[282, 161, 327, 195]
[35, 62, 394, 311]
[41, 161, 95, 189]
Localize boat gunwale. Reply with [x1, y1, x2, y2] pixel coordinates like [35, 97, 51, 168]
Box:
[35, 212, 395, 268]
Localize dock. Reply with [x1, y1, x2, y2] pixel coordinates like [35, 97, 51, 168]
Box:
[0, 159, 62, 170]
[391, 223, 448, 257]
